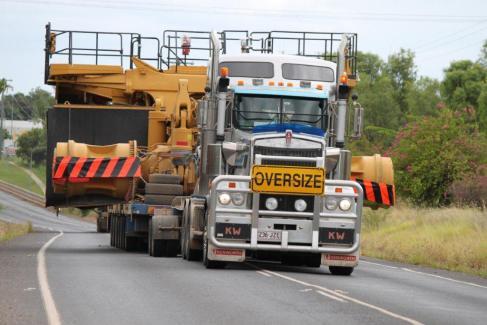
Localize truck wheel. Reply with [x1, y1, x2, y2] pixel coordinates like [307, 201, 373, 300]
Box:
[109, 214, 115, 247]
[144, 194, 175, 205]
[164, 240, 179, 257]
[148, 174, 182, 184]
[145, 184, 183, 195]
[329, 266, 354, 276]
[125, 236, 137, 251]
[148, 220, 153, 256]
[203, 233, 225, 269]
[152, 239, 163, 257]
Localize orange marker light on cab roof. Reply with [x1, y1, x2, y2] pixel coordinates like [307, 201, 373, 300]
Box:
[316, 84, 323, 90]
[287, 82, 293, 87]
[268, 81, 275, 86]
[340, 72, 348, 84]
[237, 80, 244, 86]
[220, 66, 229, 77]
[278, 81, 284, 86]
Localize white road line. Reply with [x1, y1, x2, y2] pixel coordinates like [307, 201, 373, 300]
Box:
[260, 268, 423, 325]
[256, 270, 272, 277]
[361, 260, 399, 269]
[37, 232, 63, 325]
[400, 267, 487, 289]
[316, 290, 347, 303]
[362, 260, 487, 290]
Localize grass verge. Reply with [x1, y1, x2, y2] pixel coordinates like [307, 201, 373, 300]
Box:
[362, 204, 487, 278]
[0, 159, 44, 195]
[0, 220, 32, 241]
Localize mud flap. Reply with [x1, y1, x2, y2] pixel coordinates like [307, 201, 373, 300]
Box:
[152, 209, 180, 240]
[321, 251, 359, 267]
[207, 242, 245, 262]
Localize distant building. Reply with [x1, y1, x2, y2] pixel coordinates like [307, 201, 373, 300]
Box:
[2, 119, 43, 155]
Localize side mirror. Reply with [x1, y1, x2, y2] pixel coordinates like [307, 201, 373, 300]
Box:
[222, 142, 248, 167]
[351, 103, 364, 140]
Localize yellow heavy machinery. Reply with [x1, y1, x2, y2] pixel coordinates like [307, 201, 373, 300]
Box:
[45, 25, 394, 274]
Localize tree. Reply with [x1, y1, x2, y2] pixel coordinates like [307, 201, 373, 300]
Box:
[390, 109, 484, 206]
[1, 128, 11, 140]
[479, 39, 487, 67]
[385, 49, 417, 115]
[355, 73, 402, 130]
[441, 60, 486, 111]
[406, 76, 442, 117]
[356, 52, 384, 81]
[15, 128, 46, 166]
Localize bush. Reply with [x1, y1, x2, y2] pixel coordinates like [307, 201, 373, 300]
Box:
[389, 109, 485, 206]
[449, 173, 487, 208]
[15, 128, 46, 166]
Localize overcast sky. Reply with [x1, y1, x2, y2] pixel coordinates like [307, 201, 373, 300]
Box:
[0, 0, 486, 93]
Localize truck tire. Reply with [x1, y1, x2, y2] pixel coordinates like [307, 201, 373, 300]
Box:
[145, 184, 183, 195]
[163, 240, 179, 257]
[148, 174, 182, 184]
[329, 266, 354, 276]
[144, 194, 175, 205]
[152, 239, 164, 257]
[109, 214, 115, 247]
[125, 236, 137, 251]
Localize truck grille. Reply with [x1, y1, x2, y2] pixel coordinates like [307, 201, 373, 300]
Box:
[254, 146, 322, 167]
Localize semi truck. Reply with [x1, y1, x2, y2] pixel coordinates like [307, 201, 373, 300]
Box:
[44, 25, 394, 275]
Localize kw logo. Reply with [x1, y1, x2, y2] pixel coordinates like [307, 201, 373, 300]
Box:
[225, 227, 242, 236]
[328, 231, 346, 240]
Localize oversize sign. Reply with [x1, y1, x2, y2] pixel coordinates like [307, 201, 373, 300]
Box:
[251, 165, 325, 195]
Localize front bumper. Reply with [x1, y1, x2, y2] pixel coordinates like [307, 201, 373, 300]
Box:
[208, 175, 363, 254]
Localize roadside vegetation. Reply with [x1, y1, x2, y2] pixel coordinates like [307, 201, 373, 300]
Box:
[362, 204, 487, 278]
[0, 204, 32, 241]
[0, 159, 44, 195]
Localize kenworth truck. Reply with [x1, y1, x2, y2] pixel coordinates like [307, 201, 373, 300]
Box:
[44, 25, 394, 275]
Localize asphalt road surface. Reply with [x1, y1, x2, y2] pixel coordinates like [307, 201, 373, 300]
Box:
[1, 190, 486, 325]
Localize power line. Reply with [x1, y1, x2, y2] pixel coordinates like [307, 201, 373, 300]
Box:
[416, 25, 487, 54]
[2, 0, 487, 23]
[414, 21, 487, 50]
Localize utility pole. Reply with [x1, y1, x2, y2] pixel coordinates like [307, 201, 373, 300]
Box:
[0, 89, 5, 159]
[0, 79, 12, 159]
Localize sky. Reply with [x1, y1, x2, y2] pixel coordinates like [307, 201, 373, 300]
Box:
[0, 0, 486, 93]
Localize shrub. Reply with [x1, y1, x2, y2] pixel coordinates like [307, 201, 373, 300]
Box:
[389, 109, 485, 206]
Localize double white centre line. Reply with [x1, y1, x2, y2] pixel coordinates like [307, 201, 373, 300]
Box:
[253, 265, 423, 325]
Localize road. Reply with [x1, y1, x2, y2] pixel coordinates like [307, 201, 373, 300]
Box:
[1, 190, 486, 325]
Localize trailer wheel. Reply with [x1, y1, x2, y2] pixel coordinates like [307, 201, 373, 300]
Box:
[145, 184, 184, 195]
[163, 240, 179, 257]
[329, 266, 354, 276]
[125, 236, 137, 251]
[148, 219, 153, 256]
[148, 174, 182, 184]
[152, 239, 164, 257]
[203, 232, 225, 269]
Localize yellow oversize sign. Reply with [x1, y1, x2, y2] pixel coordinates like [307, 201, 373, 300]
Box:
[251, 165, 325, 195]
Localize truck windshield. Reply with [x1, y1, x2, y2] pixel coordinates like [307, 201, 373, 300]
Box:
[233, 95, 327, 130]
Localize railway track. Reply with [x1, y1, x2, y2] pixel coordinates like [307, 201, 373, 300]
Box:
[0, 180, 44, 207]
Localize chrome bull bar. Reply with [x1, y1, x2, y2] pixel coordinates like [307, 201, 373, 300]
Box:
[208, 174, 363, 254]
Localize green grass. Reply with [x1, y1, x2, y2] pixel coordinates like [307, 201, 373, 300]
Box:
[362, 204, 487, 278]
[0, 220, 32, 241]
[0, 159, 44, 195]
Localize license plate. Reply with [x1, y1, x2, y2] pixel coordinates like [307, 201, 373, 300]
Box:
[251, 165, 325, 195]
[257, 230, 282, 242]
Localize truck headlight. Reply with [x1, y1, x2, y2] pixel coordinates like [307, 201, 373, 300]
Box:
[265, 197, 278, 210]
[325, 197, 338, 210]
[294, 199, 307, 212]
[218, 193, 231, 205]
[230, 193, 245, 206]
[339, 198, 352, 211]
